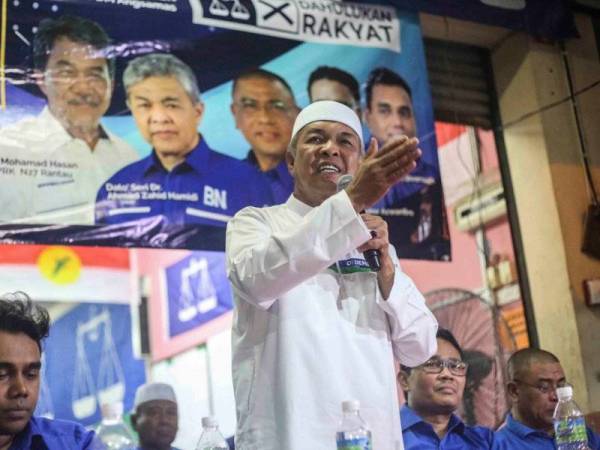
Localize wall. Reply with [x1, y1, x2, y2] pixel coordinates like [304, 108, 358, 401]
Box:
[491, 13, 600, 412]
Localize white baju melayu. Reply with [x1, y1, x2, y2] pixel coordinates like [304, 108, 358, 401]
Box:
[226, 190, 438, 450]
[0, 107, 138, 224]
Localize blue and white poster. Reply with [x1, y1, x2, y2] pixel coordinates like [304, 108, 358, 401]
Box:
[163, 251, 233, 337]
[35, 303, 146, 426]
[1, 0, 449, 260]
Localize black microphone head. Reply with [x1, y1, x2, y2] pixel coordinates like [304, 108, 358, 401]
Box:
[336, 174, 353, 193]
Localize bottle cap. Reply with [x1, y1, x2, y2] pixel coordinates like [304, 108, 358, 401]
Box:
[342, 400, 360, 413]
[556, 385, 573, 400]
[202, 416, 218, 428]
[100, 402, 124, 420]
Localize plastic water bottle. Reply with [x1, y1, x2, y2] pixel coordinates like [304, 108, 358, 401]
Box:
[553, 386, 589, 450]
[336, 400, 372, 450]
[95, 402, 136, 450]
[195, 416, 229, 450]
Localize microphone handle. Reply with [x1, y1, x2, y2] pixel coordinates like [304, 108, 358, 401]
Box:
[363, 248, 381, 272]
[363, 229, 381, 272]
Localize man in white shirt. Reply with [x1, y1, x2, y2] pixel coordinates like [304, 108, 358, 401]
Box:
[226, 100, 438, 450]
[0, 15, 138, 225]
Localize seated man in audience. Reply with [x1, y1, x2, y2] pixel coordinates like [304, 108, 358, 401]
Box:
[131, 382, 180, 450]
[494, 348, 600, 449]
[0, 292, 97, 449]
[398, 328, 494, 449]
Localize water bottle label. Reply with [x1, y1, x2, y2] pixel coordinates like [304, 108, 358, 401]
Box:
[336, 437, 372, 450]
[554, 416, 588, 444]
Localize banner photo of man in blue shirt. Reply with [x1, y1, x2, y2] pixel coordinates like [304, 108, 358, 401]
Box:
[95, 54, 272, 229]
[231, 69, 298, 205]
[4, 2, 448, 258]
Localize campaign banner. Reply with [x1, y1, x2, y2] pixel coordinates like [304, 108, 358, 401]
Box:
[1, 0, 449, 260]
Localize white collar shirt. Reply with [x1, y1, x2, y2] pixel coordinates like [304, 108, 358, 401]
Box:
[0, 107, 138, 224]
[226, 191, 438, 450]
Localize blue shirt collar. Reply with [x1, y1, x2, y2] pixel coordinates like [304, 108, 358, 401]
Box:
[274, 158, 292, 180]
[401, 404, 465, 435]
[504, 412, 552, 439]
[142, 135, 211, 176]
[10, 417, 47, 449]
[246, 150, 290, 178]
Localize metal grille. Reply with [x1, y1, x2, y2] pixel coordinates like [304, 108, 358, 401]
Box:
[424, 38, 494, 129]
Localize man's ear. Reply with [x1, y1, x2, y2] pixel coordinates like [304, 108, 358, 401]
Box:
[397, 369, 410, 392]
[506, 381, 519, 403]
[286, 150, 295, 175]
[194, 101, 205, 121]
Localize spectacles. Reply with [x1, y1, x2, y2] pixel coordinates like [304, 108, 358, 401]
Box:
[419, 357, 468, 376]
[235, 98, 292, 116]
[513, 379, 569, 394]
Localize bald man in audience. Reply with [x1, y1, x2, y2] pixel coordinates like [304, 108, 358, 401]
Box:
[494, 348, 600, 449]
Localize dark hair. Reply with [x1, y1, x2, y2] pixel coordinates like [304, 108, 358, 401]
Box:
[507, 348, 560, 380]
[437, 328, 464, 360]
[365, 67, 412, 108]
[232, 68, 294, 99]
[401, 328, 464, 373]
[33, 15, 114, 77]
[0, 292, 50, 352]
[307, 66, 360, 104]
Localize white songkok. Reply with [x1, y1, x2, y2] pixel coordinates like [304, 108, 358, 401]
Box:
[291, 100, 364, 149]
[134, 382, 177, 409]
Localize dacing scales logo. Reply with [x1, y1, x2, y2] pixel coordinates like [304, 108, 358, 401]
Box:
[188, 0, 401, 52]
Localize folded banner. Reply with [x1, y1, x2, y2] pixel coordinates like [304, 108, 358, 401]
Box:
[0, 245, 132, 303]
[2, 0, 450, 260]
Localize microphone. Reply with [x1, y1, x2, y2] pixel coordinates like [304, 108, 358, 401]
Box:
[336, 175, 381, 272]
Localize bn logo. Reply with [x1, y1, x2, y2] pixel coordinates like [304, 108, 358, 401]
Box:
[203, 185, 228, 210]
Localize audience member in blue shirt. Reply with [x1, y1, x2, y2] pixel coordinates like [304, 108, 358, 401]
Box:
[494, 348, 600, 449]
[0, 292, 97, 450]
[95, 54, 272, 227]
[131, 382, 181, 450]
[398, 328, 494, 449]
[231, 69, 298, 205]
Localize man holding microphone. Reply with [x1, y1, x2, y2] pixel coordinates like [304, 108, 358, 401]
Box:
[226, 101, 438, 449]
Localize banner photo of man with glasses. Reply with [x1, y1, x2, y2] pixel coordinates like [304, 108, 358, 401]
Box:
[1, 0, 449, 260]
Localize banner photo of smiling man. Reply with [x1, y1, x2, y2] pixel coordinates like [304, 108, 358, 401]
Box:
[2, 0, 449, 259]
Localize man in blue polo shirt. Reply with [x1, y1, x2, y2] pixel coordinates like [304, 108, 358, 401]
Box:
[398, 328, 494, 449]
[231, 69, 298, 205]
[95, 54, 271, 227]
[494, 348, 600, 449]
[0, 292, 97, 450]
